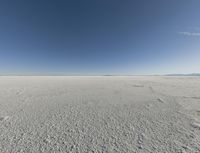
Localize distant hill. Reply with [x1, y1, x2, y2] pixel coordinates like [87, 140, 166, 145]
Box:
[165, 73, 200, 76]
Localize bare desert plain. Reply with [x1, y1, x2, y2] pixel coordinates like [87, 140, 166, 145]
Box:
[0, 76, 200, 153]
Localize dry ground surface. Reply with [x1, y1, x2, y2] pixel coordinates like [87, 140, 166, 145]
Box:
[0, 76, 200, 153]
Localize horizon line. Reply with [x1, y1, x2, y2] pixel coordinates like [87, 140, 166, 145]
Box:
[0, 73, 200, 77]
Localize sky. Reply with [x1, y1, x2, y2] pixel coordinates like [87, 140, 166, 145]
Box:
[0, 0, 200, 75]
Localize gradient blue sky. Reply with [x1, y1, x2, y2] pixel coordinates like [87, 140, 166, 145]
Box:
[0, 0, 200, 75]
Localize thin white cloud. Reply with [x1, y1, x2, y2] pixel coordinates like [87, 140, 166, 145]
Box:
[179, 32, 200, 36]
[193, 27, 200, 31]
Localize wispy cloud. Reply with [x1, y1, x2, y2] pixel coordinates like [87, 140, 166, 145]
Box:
[193, 27, 200, 31]
[179, 32, 200, 36]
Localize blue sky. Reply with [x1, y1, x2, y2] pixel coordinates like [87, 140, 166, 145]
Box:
[0, 0, 200, 75]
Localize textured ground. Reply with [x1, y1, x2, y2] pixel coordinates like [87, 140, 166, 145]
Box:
[0, 76, 200, 153]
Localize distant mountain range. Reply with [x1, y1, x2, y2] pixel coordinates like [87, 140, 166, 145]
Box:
[165, 73, 200, 76]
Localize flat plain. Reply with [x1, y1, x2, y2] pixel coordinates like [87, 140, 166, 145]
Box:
[0, 76, 200, 153]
